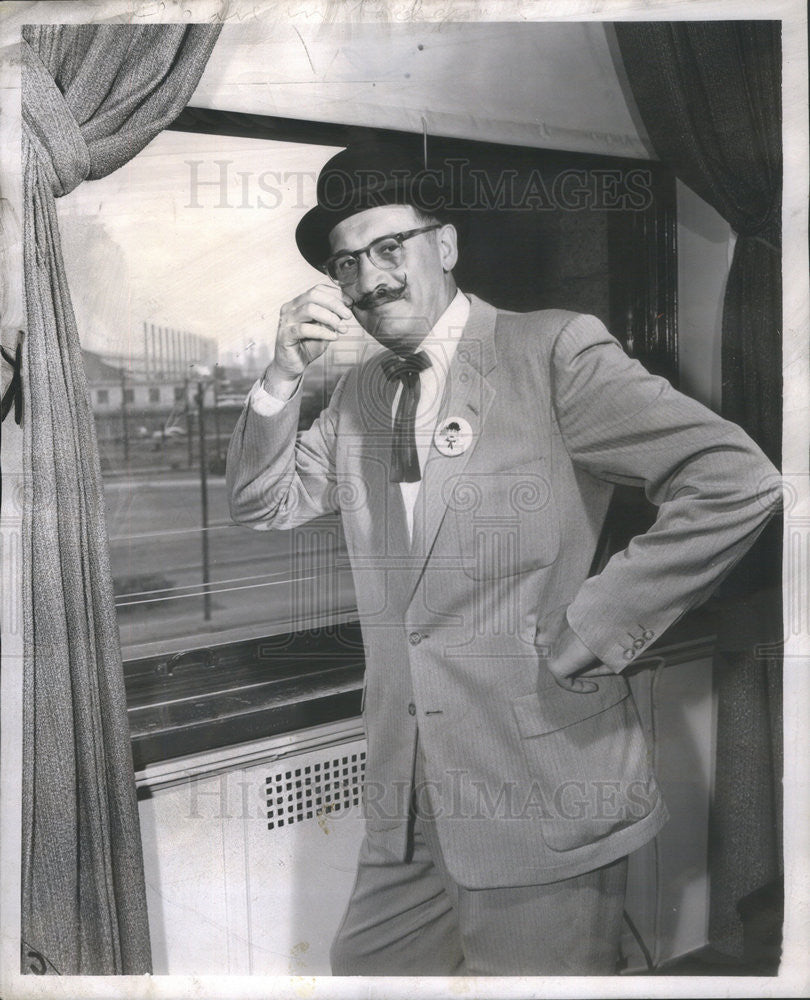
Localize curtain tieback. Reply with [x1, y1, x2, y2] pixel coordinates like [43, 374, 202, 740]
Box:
[1, 336, 23, 425]
[22, 39, 90, 197]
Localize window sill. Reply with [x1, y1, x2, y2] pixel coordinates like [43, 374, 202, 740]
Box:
[126, 620, 364, 770]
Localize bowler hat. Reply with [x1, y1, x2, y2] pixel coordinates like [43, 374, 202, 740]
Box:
[295, 136, 454, 270]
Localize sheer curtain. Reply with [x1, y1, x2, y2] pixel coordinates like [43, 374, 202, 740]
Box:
[614, 20, 783, 958]
[21, 23, 220, 975]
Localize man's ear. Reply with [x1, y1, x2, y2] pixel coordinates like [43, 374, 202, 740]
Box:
[438, 223, 458, 272]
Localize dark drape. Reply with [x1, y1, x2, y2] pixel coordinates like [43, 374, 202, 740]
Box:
[21, 23, 220, 975]
[614, 21, 783, 958]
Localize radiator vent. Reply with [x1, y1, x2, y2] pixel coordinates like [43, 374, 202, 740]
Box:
[265, 748, 366, 829]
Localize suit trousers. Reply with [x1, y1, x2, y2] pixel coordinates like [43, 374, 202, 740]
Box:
[331, 741, 629, 976]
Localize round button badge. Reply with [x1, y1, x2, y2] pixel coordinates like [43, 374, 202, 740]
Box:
[434, 416, 473, 457]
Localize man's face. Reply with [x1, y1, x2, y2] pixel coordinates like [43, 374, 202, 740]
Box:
[327, 204, 458, 353]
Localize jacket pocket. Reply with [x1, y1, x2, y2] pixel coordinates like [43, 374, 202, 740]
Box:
[450, 460, 559, 579]
[512, 681, 659, 852]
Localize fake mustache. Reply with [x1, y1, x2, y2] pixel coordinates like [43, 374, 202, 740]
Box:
[352, 278, 408, 312]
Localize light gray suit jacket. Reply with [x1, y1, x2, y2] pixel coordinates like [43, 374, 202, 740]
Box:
[227, 294, 780, 888]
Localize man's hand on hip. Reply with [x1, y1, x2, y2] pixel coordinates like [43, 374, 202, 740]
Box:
[264, 284, 354, 395]
[542, 624, 615, 693]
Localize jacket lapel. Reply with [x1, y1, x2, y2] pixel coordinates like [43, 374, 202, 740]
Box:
[351, 296, 498, 608]
[406, 294, 498, 601]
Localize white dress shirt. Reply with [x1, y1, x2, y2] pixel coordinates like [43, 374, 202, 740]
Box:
[247, 289, 470, 541]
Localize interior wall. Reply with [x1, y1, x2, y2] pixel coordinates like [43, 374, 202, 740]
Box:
[676, 181, 733, 411]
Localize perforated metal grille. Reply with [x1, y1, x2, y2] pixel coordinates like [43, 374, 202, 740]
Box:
[265, 749, 366, 829]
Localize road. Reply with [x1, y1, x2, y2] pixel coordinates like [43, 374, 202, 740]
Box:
[103, 472, 356, 656]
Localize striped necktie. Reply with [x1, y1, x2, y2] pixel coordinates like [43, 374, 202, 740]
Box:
[380, 350, 433, 483]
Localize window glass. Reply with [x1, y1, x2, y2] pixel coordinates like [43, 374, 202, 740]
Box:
[58, 131, 361, 660]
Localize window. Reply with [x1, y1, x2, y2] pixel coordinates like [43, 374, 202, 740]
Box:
[57, 110, 676, 767]
[97, 388, 109, 405]
[60, 128, 354, 654]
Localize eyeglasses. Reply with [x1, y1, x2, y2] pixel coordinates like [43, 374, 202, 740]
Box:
[322, 224, 442, 285]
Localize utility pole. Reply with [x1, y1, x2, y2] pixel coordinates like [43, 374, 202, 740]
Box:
[184, 376, 193, 469]
[119, 368, 130, 466]
[196, 377, 211, 622]
[213, 363, 222, 465]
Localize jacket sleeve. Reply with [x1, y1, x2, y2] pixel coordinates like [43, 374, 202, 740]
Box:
[226, 372, 349, 530]
[551, 314, 782, 671]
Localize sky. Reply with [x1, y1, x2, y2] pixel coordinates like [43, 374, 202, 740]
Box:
[56, 130, 372, 371]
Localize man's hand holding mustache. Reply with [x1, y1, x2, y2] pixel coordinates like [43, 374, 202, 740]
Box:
[262, 284, 353, 399]
[262, 279, 408, 400]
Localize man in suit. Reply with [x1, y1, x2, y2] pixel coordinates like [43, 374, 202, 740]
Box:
[226, 141, 780, 975]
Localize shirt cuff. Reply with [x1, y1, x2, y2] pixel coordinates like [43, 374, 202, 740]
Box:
[247, 374, 302, 417]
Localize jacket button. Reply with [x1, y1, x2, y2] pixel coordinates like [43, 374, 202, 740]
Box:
[633, 639, 645, 650]
[643, 629, 654, 641]
[408, 631, 422, 645]
[623, 649, 634, 661]
[408, 702, 416, 716]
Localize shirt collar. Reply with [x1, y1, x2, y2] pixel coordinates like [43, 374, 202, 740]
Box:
[415, 289, 470, 377]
